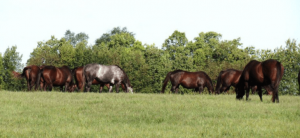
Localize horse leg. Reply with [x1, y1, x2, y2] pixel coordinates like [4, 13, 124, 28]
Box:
[108, 85, 113, 93]
[43, 83, 47, 91]
[60, 86, 64, 92]
[29, 80, 35, 91]
[171, 85, 178, 94]
[198, 86, 204, 94]
[272, 88, 279, 103]
[64, 82, 70, 92]
[27, 79, 31, 91]
[245, 86, 250, 101]
[48, 84, 53, 92]
[220, 86, 227, 94]
[257, 86, 263, 102]
[115, 83, 120, 93]
[175, 86, 179, 94]
[86, 81, 92, 92]
[99, 85, 103, 93]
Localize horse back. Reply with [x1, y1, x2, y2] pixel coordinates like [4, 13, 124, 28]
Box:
[242, 60, 264, 83]
[261, 59, 283, 87]
[225, 69, 242, 86]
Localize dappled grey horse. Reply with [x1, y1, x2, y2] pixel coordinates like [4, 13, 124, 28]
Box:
[82, 63, 133, 93]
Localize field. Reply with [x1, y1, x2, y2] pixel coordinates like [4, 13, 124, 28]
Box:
[0, 91, 299, 138]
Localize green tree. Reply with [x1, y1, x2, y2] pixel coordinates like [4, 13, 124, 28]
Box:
[162, 30, 193, 70]
[64, 30, 89, 47]
[1, 46, 24, 91]
[144, 44, 172, 92]
[57, 38, 76, 68]
[27, 36, 60, 66]
[0, 53, 5, 90]
[95, 27, 134, 45]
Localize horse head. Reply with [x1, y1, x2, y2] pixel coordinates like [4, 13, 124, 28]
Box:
[67, 84, 78, 92]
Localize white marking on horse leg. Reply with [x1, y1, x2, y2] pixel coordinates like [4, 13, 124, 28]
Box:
[109, 86, 113, 93]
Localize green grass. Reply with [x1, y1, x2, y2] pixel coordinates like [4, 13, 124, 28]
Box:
[0, 91, 299, 138]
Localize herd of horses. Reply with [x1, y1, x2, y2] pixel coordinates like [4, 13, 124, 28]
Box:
[14, 59, 285, 103]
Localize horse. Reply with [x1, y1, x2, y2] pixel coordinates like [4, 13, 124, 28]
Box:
[19, 65, 44, 91]
[215, 69, 242, 94]
[36, 65, 74, 92]
[298, 70, 300, 91]
[70, 66, 126, 92]
[236, 59, 284, 103]
[215, 69, 272, 95]
[161, 70, 214, 94]
[11, 71, 22, 79]
[82, 63, 133, 93]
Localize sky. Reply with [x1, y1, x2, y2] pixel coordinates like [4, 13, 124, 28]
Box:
[1, 0, 300, 65]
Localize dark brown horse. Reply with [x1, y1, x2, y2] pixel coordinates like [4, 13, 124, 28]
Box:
[71, 66, 126, 92]
[19, 65, 44, 91]
[236, 59, 284, 103]
[36, 66, 74, 92]
[215, 69, 271, 95]
[215, 69, 242, 94]
[298, 70, 300, 91]
[161, 70, 214, 94]
[12, 71, 22, 79]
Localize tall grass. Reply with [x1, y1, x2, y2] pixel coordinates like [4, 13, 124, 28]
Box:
[0, 91, 299, 137]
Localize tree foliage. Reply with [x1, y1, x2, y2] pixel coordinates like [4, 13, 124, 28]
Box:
[1, 28, 299, 95]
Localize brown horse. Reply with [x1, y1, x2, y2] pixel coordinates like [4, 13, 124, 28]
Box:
[36, 65, 74, 92]
[298, 70, 300, 91]
[19, 65, 44, 91]
[215, 69, 242, 94]
[161, 70, 214, 94]
[71, 66, 126, 92]
[236, 59, 284, 103]
[215, 69, 272, 95]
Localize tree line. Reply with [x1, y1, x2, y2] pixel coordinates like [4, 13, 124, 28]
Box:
[0, 27, 299, 95]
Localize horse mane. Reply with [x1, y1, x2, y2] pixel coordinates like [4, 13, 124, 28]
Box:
[43, 65, 56, 69]
[171, 70, 185, 74]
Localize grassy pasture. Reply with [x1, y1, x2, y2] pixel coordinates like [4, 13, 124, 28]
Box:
[0, 91, 299, 137]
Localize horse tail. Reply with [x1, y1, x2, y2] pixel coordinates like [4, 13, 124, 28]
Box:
[206, 74, 214, 94]
[20, 66, 31, 78]
[215, 71, 224, 94]
[274, 61, 283, 88]
[161, 71, 172, 93]
[36, 68, 43, 90]
[81, 66, 86, 92]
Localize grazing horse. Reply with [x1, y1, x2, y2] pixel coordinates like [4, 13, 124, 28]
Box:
[161, 70, 214, 94]
[298, 70, 300, 91]
[82, 64, 133, 93]
[236, 59, 284, 103]
[36, 66, 74, 92]
[70, 66, 126, 92]
[215, 69, 271, 95]
[12, 71, 22, 79]
[19, 65, 44, 91]
[215, 69, 242, 94]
